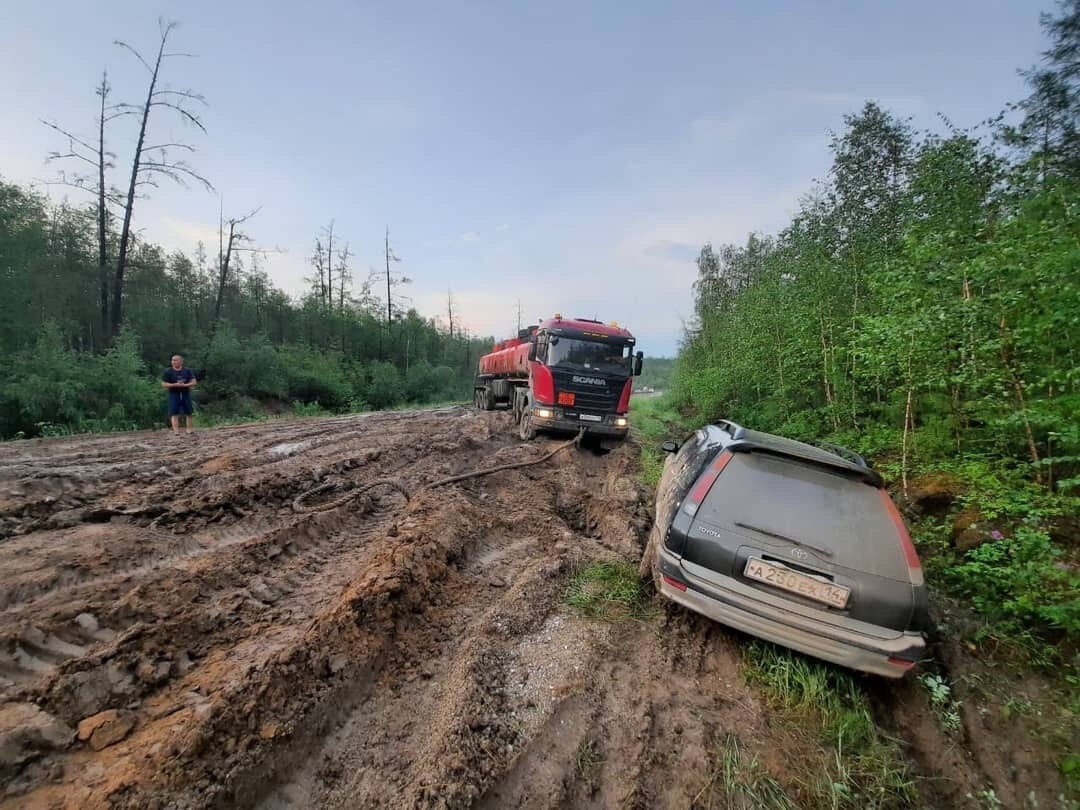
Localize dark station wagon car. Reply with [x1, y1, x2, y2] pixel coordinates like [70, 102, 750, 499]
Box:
[640, 421, 928, 678]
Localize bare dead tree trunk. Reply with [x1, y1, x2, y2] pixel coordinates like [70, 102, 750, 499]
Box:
[338, 245, 350, 315]
[114, 31, 167, 338]
[212, 219, 236, 332]
[112, 21, 212, 339]
[385, 227, 393, 345]
[326, 220, 334, 311]
[338, 244, 351, 352]
[211, 207, 261, 336]
[42, 71, 122, 349]
[96, 73, 110, 345]
[447, 289, 455, 340]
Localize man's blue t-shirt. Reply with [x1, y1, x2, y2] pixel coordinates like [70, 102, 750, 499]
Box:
[162, 368, 196, 406]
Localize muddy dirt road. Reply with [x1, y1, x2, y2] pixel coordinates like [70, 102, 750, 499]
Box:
[0, 408, 1065, 808]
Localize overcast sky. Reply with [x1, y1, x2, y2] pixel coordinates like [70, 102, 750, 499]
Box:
[1, 1, 1046, 355]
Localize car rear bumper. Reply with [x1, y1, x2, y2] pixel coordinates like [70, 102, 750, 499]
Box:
[656, 546, 925, 678]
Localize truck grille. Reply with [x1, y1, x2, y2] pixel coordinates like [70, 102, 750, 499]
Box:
[550, 369, 623, 412]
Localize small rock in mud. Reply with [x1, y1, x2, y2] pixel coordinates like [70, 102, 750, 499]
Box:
[77, 709, 135, 751]
[74, 613, 99, 633]
[249, 579, 278, 603]
[420, 662, 436, 679]
[135, 658, 172, 686]
[173, 650, 194, 675]
[0, 703, 74, 776]
[259, 722, 282, 740]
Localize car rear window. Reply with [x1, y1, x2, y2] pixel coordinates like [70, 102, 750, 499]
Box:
[697, 452, 909, 581]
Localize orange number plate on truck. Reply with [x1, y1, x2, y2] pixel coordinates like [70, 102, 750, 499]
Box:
[558, 392, 575, 406]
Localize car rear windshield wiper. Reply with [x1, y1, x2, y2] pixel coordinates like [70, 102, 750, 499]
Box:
[733, 521, 833, 558]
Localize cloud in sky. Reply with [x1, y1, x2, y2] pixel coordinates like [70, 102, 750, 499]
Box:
[160, 216, 220, 248]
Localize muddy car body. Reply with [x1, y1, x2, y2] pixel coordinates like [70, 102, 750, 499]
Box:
[641, 421, 928, 678]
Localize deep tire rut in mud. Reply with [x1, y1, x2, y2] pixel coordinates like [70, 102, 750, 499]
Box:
[0, 407, 1050, 809]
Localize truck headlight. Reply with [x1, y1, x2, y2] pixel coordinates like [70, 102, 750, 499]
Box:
[614, 417, 628, 427]
[536, 408, 554, 419]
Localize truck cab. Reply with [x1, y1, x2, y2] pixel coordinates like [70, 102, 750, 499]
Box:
[475, 314, 643, 441]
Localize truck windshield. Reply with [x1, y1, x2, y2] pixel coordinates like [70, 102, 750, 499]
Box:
[547, 338, 630, 374]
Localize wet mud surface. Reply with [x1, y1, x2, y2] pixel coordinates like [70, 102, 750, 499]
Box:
[0, 408, 1068, 808]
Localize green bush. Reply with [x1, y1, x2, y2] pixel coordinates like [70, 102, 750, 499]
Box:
[947, 527, 1080, 636]
[280, 345, 350, 408]
[0, 323, 160, 436]
[203, 328, 288, 400]
[0, 323, 86, 435]
[366, 361, 403, 410]
[83, 329, 161, 430]
[404, 359, 436, 402]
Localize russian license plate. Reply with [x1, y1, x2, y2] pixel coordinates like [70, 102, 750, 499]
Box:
[743, 558, 849, 608]
[579, 413, 602, 422]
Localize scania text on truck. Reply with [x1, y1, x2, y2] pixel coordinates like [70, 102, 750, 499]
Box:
[474, 315, 644, 441]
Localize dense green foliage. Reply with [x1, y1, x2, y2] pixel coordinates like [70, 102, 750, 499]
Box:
[0, 180, 493, 437]
[667, 3, 1080, 649]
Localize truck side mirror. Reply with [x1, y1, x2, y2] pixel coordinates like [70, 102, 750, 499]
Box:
[661, 440, 679, 454]
[528, 341, 537, 362]
[633, 351, 644, 376]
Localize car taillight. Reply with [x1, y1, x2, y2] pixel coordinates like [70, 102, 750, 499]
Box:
[682, 451, 732, 517]
[662, 574, 687, 592]
[879, 489, 924, 585]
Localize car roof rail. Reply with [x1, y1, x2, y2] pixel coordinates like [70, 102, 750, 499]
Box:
[717, 420, 746, 440]
[815, 441, 868, 468]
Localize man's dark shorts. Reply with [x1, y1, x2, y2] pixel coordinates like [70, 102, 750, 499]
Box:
[168, 391, 193, 416]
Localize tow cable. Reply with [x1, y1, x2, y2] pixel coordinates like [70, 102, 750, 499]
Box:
[291, 428, 586, 514]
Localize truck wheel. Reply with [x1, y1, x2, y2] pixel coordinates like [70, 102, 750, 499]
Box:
[483, 386, 496, 411]
[474, 390, 483, 410]
[518, 411, 535, 441]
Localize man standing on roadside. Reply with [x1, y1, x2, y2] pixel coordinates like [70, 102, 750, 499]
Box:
[162, 354, 197, 435]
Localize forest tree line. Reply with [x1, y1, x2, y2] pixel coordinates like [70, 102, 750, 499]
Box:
[673, 2, 1080, 493]
[0, 180, 495, 437]
[0, 21, 495, 438]
[668, 2, 1080, 641]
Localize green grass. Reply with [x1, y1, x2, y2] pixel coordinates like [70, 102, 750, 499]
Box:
[693, 734, 796, 810]
[564, 561, 652, 621]
[743, 642, 917, 809]
[630, 395, 692, 487]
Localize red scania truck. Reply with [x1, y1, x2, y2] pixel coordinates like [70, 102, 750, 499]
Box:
[474, 314, 643, 441]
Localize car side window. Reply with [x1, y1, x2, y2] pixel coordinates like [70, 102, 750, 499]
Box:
[535, 334, 548, 362]
[666, 430, 708, 491]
